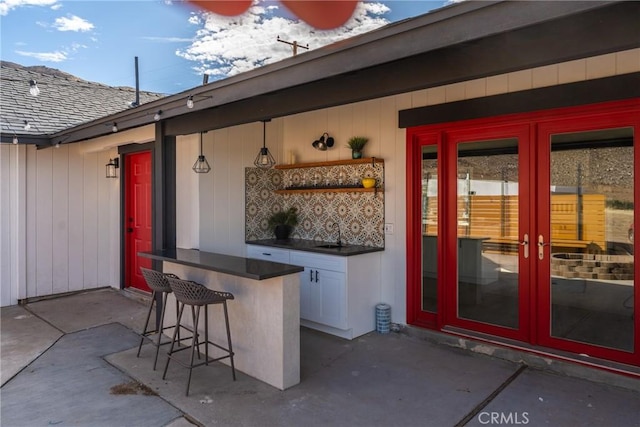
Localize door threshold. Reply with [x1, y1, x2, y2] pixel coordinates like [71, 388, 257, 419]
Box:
[404, 325, 640, 391]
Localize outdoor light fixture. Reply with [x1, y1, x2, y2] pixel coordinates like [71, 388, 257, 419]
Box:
[186, 95, 194, 109]
[12, 135, 18, 145]
[29, 80, 39, 96]
[154, 110, 162, 121]
[192, 132, 211, 174]
[312, 132, 335, 151]
[254, 119, 276, 169]
[23, 120, 31, 130]
[112, 122, 118, 133]
[54, 142, 60, 149]
[106, 158, 119, 178]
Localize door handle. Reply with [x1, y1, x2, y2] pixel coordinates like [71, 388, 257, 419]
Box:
[520, 234, 529, 259]
[310, 269, 313, 282]
[538, 235, 549, 260]
[315, 270, 319, 282]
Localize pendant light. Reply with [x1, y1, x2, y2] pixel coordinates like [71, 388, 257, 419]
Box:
[192, 132, 211, 173]
[254, 119, 275, 169]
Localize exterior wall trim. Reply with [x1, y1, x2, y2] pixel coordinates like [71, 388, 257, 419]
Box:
[399, 73, 640, 128]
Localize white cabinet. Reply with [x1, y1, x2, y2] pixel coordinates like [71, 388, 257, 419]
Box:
[299, 266, 346, 329]
[292, 251, 347, 330]
[247, 244, 382, 340]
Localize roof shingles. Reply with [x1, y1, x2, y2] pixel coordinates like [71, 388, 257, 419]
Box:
[0, 65, 165, 138]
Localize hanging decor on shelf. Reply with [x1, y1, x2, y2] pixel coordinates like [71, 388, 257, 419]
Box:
[346, 136, 368, 159]
[192, 132, 211, 173]
[254, 119, 276, 169]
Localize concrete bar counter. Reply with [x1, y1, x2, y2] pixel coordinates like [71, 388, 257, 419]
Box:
[140, 248, 304, 390]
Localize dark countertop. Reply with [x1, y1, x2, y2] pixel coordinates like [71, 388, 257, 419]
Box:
[139, 248, 304, 280]
[246, 239, 384, 256]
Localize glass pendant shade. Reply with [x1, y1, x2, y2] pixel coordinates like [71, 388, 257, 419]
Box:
[254, 147, 275, 168]
[254, 120, 276, 169]
[192, 155, 211, 173]
[193, 132, 211, 173]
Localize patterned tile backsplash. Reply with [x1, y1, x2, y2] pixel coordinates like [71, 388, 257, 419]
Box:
[245, 162, 385, 247]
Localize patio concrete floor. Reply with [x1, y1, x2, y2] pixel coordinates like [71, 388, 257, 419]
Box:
[1, 288, 639, 426]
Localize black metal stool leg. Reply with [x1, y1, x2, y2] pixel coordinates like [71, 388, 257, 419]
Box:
[186, 305, 202, 396]
[204, 305, 209, 365]
[163, 302, 185, 380]
[223, 301, 236, 380]
[137, 290, 156, 357]
[153, 291, 169, 370]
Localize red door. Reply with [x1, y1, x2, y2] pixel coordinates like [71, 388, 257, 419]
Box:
[125, 151, 152, 292]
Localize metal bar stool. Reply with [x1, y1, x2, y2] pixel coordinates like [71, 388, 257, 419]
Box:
[137, 268, 199, 370]
[163, 276, 236, 396]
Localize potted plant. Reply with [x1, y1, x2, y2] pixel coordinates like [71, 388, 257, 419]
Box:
[268, 207, 299, 240]
[346, 136, 369, 159]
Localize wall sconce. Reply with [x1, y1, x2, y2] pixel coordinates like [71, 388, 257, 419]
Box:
[254, 120, 276, 169]
[312, 132, 334, 151]
[186, 95, 194, 109]
[106, 158, 119, 178]
[29, 80, 40, 96]
[12, 135, 18, 145]
[192, 132, 211, 173]
[23, 120, 31, 130]
[112, 122, 118, 133]
[153, 110, 162, 121]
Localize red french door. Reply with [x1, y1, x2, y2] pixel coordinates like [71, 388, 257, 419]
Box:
[535, 106, 639, 365]
[443, 124, 533, 342]
[407, 123, 533, 341]
[407, 99, 640, 367]
[124, 151, 152, 292]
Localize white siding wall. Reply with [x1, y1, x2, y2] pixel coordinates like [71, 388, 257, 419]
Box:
[24, 144, 120, 300]
[0, 144, 27, 306]
[196, 122, 284, 256]
[0, 125, 155, 306]
[175, 134, 200, 249]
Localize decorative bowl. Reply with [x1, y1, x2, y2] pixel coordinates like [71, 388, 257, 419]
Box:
[362, 178, 376, 188]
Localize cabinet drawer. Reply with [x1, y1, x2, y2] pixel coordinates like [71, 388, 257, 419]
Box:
[246, 245, 290, 264]
[290, 251, 346, 273]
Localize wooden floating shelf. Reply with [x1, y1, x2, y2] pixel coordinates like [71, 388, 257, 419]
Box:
[274, 187, 384, 195]
[275, 157, 384, 170]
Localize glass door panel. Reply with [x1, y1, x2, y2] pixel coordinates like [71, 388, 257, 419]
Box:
[422, 146, 438, 313]
[549, 128, 635, 352]
[457, 138, 520, 329]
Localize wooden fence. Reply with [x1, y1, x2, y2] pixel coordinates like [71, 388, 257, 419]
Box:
[423, 194, 606, 252]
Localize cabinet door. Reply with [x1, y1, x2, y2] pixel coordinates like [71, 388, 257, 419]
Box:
[300, 267, 315, 321]
[313, 268, 347, 329]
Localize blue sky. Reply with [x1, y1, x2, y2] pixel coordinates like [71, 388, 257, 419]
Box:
[1, 0, 451, 95]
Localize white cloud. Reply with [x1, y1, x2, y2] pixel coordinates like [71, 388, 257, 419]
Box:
[53, 14, 94, 32]
[176, 0, 390, 80]
[16, 49, 67, 62]
[0, 0, 57, 16]
[143, 36, 194, 43]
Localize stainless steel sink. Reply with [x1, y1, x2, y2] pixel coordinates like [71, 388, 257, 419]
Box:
[315, 244, 343, 249]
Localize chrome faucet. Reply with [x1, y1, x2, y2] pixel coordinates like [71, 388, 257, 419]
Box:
[333, 222, 342, 247]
